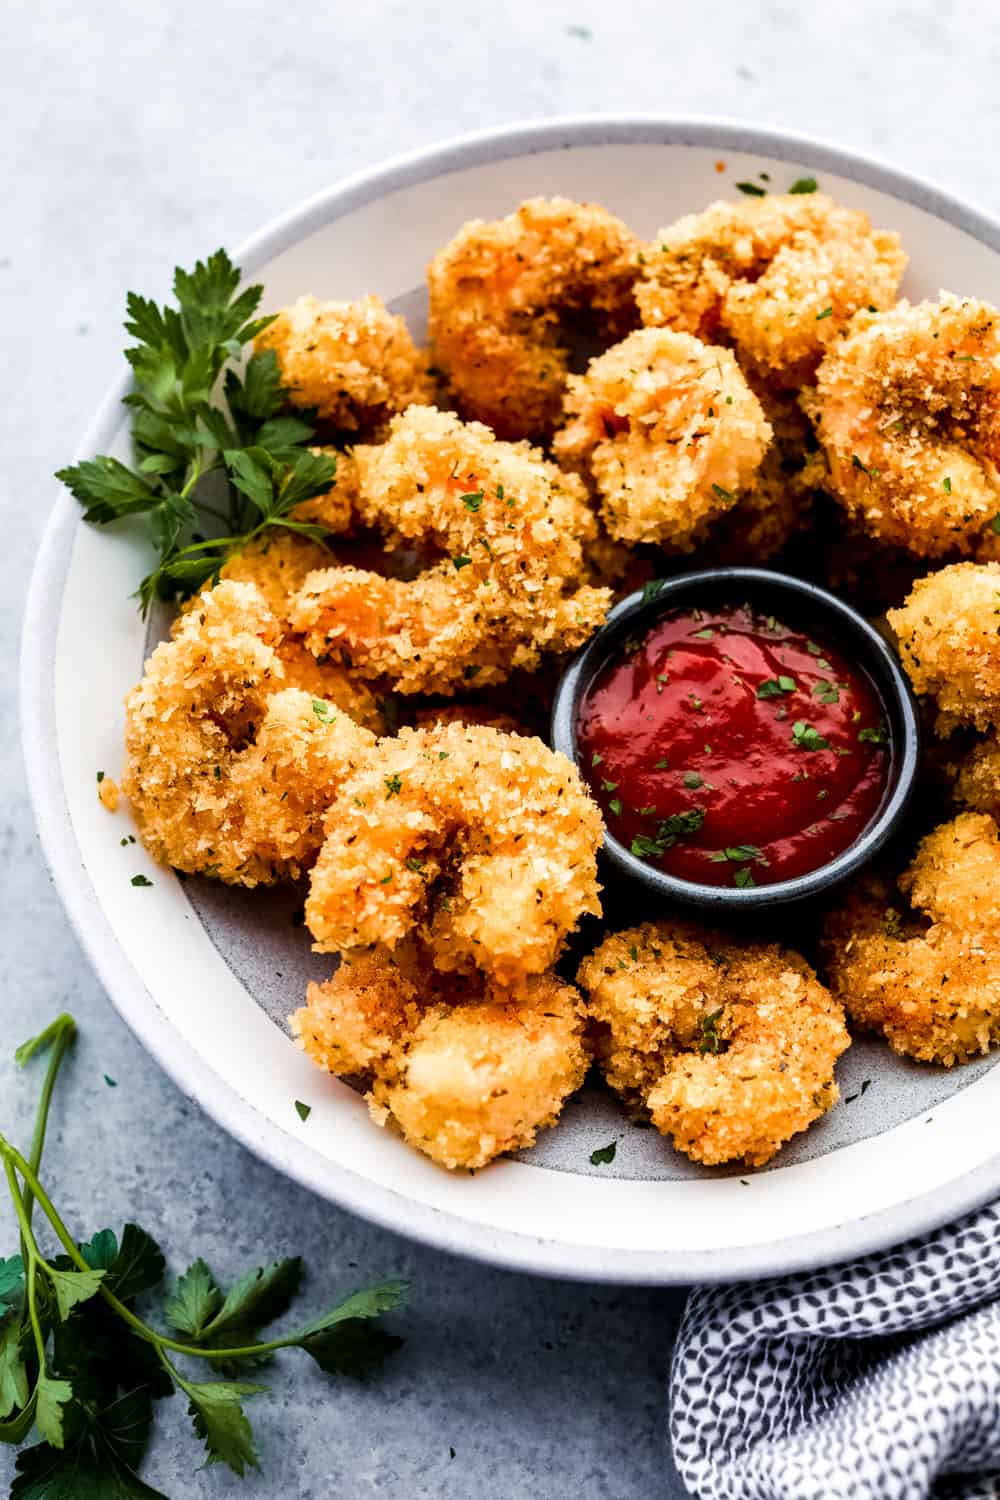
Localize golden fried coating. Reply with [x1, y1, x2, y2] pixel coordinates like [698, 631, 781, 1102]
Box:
[124, 581, 376, 884]
[951, 732, 1000, 815]
[291, 947, 590, 1169]
[305, 721, 603, 986]
[291, 944, 427, 1077]
[98, 775, 120, 813]
[254, 294, 435, 436]
[411, 703, 527, 736]
[888, 562, 1000, 732]
[637, 192, 906, 388]
[697, 384, 820, 565]
[578, 922, 849, 1167]
[822, 813, 1000, 1066]
[553, 328, 771, 548]
[192, 533, 386, 732]
[427, 196, 641, 439]
[809, 296, 1000, 557]
[288, 405, 611, 695]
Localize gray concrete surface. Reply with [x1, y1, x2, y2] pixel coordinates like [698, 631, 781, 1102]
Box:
[5, 1, 1000, 1493]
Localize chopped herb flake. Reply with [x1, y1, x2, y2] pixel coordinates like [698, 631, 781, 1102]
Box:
[791, 721, 830, 751]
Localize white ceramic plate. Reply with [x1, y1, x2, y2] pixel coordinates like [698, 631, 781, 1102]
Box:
[23, 117, 1000, 1284]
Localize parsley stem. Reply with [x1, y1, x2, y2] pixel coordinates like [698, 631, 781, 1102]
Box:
[0, 1141, 328, 1364]
[22, 1015, 76, 1230]
[3, 1157, 48, 1375]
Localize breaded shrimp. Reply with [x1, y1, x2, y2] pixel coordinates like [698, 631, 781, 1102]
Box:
[888, 562, 1000, 731]
[427, 197, 642, 439]
[577, 922, 849, 1167]
[637, 192, 905, 388]
[822, 813, 1000, 1066]
[809, 296, 1000, 556]
[123, 581, 375, 884]
[254, 294, 435, 437]
[190, 533, 386, 732]
[305, 721, 603, 986]
[553, 328, 772, 548]
[288, 406, 611, 695]
[291, 947, 590, 1169]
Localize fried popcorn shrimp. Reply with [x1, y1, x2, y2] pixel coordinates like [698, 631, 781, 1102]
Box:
[291, 947, 590, 1169]
[288, 406, 611, 695]
[888, 562, 1000, 731]
[254, 294, 435, 437]
[427, 197, 641, 439]
[124, 581, 376, 884]
[637, 192, 905, 388]
[195, 533, 386, 732]
[822, 813, 1000, 1065]
[553, 328, 771, 548]
[578, 922, 849, 1167]
[305, 722, 603, 986]
[809, 296, 1000, 556]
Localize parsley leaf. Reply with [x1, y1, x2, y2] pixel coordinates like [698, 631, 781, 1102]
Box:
[0, 1255, 25, 1319]
[165, 1259, 221, 1341]
[757, 676, 796, 699]
[789, 175, 818, 194]
[33, 1372, 74, 1447]
[185, 1379, 265, 1476]
[735, 181, 766, 196]
[589, 1142, 617, 1166]
[57, 250, 340, 615]
[791, 721, 830, 751]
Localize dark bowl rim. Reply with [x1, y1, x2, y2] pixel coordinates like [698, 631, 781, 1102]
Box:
[551, 565, 922, 910]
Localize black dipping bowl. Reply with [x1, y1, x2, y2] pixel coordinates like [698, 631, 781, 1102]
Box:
[551, 567, 921, 914]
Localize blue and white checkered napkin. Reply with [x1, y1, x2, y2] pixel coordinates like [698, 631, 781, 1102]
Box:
[670, 1202, 1000, 1499]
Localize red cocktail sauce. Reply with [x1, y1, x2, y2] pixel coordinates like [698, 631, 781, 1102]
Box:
[577, 604, 891, 888]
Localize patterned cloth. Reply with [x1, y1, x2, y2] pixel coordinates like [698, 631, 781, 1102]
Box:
[671, 1201, 1000, 1499]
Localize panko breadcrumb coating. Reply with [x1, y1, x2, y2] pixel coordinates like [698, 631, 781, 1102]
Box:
[305, 721, 603, 986]
[637, 192, 906, 388]
[412, 703, 527, 736]
[553, 328, 772, 548]
[697, 384, 821, 565]
[951, 732, 1000, 816]
[888, 562, 1000, 732]
[123, 581, 376, 884]
[191, 533, 386, 732]
[577, 922, 849, 1167]
[822, 813, 1000, 1065]
[254, 294, 435, 437]
[427, 196, 641, 439]
[288, 405, 611, 695]
[809, 296, 1000, 557]
[291, 947, 590, 1169]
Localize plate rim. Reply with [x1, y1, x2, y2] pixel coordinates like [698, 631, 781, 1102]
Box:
[22, 112, 1000, 1285]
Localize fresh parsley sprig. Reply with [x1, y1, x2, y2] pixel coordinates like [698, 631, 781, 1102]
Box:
[0, 1015, 406, 1496]
[56, 250, 338, 614]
